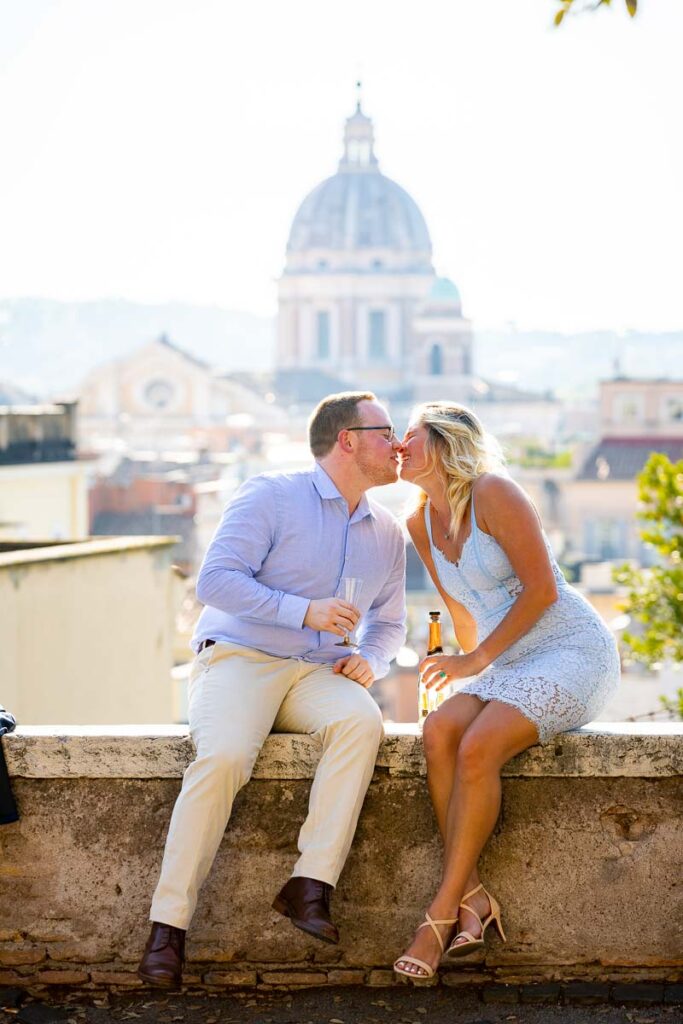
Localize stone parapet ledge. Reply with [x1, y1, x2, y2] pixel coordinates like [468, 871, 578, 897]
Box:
[1, 723, 681, 993]
[5, 722, 682, 780]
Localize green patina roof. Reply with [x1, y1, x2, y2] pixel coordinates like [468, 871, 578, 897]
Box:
[429, 277, 461, 302]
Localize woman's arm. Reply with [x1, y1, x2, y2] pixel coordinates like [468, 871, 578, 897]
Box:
[420, 474, 558, 688]
[472, 474, 558, 666]
[407, 509, 478, 653]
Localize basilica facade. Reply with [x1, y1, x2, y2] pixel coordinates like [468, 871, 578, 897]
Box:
[277, 101, 473, 402]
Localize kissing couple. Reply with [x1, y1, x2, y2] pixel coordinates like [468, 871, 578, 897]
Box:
[138, 390, 618, 985]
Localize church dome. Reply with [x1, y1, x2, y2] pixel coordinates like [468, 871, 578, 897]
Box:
[429, 277, 461, 303]
[285, 102, 432, 272]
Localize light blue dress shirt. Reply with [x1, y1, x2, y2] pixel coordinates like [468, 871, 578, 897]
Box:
[192, 463, 407, 679]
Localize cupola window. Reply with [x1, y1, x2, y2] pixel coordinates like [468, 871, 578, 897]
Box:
[430, 343, 444, 376]
[316, 311, 331, 359]
[369, 310, 386, 361]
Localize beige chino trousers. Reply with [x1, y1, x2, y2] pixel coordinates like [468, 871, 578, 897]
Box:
[150, 641, 384, 931]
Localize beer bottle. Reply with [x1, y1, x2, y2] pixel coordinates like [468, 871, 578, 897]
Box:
[428, 610, 448, 712]
[419, 610, 445, 722]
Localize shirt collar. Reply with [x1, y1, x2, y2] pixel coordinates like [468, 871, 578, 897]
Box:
[312, 463, 375, 521]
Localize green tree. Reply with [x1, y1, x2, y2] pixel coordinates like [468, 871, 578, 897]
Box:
[554, 0, 637, 27]
[613, 453, 683, 717]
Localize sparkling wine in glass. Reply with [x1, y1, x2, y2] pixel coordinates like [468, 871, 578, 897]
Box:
[335, 576, 363, 648]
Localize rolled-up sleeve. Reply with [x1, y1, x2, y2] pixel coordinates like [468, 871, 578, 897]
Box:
[357, 529, 407, 680]
[196, 475, 310, 629]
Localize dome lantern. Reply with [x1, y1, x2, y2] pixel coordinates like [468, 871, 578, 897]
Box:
[284, 96, 432, 264]
[339, 88, 378, 173]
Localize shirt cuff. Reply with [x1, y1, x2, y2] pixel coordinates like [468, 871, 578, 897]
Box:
[277, 593, 310, 631]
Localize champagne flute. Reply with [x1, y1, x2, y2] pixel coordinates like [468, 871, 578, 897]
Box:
[334, 577, 363, 648]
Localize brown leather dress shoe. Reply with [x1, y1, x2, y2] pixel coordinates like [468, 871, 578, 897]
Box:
[137, 921, 186, 988]
[272, 876, 339, 945]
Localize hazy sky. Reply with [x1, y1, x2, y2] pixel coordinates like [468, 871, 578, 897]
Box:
[0, 0, 681, 332]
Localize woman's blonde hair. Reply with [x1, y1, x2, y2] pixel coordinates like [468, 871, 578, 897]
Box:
[409, 402, 506, 536]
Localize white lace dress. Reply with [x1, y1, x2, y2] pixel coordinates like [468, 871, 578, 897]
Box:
[425, 498, 620, 743]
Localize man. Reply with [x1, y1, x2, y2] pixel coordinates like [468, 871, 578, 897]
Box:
[138, 391, 406, 987]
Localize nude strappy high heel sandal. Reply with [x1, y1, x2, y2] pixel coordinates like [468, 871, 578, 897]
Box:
[446, 883, 506, 959]
[393, 911, 459, 981]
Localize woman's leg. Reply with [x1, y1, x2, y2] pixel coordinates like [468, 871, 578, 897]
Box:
[397, 700, 538, 975]
[424, 695, 487, 908]
[395, 694, 485, 975]
[423, 693, 486, 839]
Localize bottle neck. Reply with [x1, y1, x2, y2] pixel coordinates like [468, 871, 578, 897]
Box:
[427, 621, 443, 655]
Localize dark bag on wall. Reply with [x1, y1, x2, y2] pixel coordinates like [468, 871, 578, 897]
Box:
[0, 705, 19, 825]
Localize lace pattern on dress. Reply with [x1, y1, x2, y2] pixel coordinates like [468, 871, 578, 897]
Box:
[424, 496, 620, 744]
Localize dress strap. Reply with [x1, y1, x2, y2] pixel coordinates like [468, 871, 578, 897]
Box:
[468, 484, 499, 585]
[423, 499, 435, 545]
[470, 488, 479, 533]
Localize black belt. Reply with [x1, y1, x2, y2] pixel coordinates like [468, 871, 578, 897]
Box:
[198, 639, 216, 653]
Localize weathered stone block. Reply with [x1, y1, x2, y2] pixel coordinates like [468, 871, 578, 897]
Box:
[34, 971, 89, 985]
[88, 971, 142, 986]
[482, 983, 519, 1003]
[563, 982, 612, 1004]
[259, 971, 326, 986]
[612, 982, 665, 1004]
[0, 951, 45, 966]
[664, 983, 683, 1004]
[441, 971, 488, 987]
[520, 982, 562, 1003]
[204, 971, 257, 987]
[0, 972, 24, 986]
[367, 970, 399, 986]
[326, 969, 366, 985]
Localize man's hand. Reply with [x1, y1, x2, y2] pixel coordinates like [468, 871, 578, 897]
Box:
[333, 653, 375, 688]
[304, 598, 360, 637]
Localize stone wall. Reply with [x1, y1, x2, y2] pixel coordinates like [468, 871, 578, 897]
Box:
[0, 538, 179, 724]
[1, 723, 681, 992]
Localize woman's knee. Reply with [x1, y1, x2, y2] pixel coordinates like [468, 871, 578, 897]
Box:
[455, 729, 498, 782]
[422, 706, 468, 763]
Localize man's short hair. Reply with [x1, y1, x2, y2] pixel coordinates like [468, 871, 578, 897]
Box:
[308, 391, 376, 458]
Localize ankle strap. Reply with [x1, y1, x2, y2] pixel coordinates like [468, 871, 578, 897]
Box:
[460, 883, 484, 904]
[417, 913, 458, 950]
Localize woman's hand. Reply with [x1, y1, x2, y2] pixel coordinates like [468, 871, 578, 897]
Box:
[419, 651, 484, 691]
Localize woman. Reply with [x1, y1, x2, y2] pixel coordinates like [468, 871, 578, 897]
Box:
[393, 402, 619, 980]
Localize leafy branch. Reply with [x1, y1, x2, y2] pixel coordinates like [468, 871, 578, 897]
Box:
[554, 0, 638, 27]
[613, 453, 683, 668]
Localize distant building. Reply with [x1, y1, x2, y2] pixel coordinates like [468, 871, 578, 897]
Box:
[277, 100, 474, 404]
[78, 333, 286, 453]
[0, 401, 88, 540]
[275, 100, 559, 440]
[89, 457, 199, 572]
[564, 378, 683, 564]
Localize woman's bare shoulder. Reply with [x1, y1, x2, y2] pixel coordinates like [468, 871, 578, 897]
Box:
[474, 473, 539, 534]
[474, 472, 528, 508]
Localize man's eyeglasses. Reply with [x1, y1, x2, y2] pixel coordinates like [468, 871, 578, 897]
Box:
[344, 425, 397, 442]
